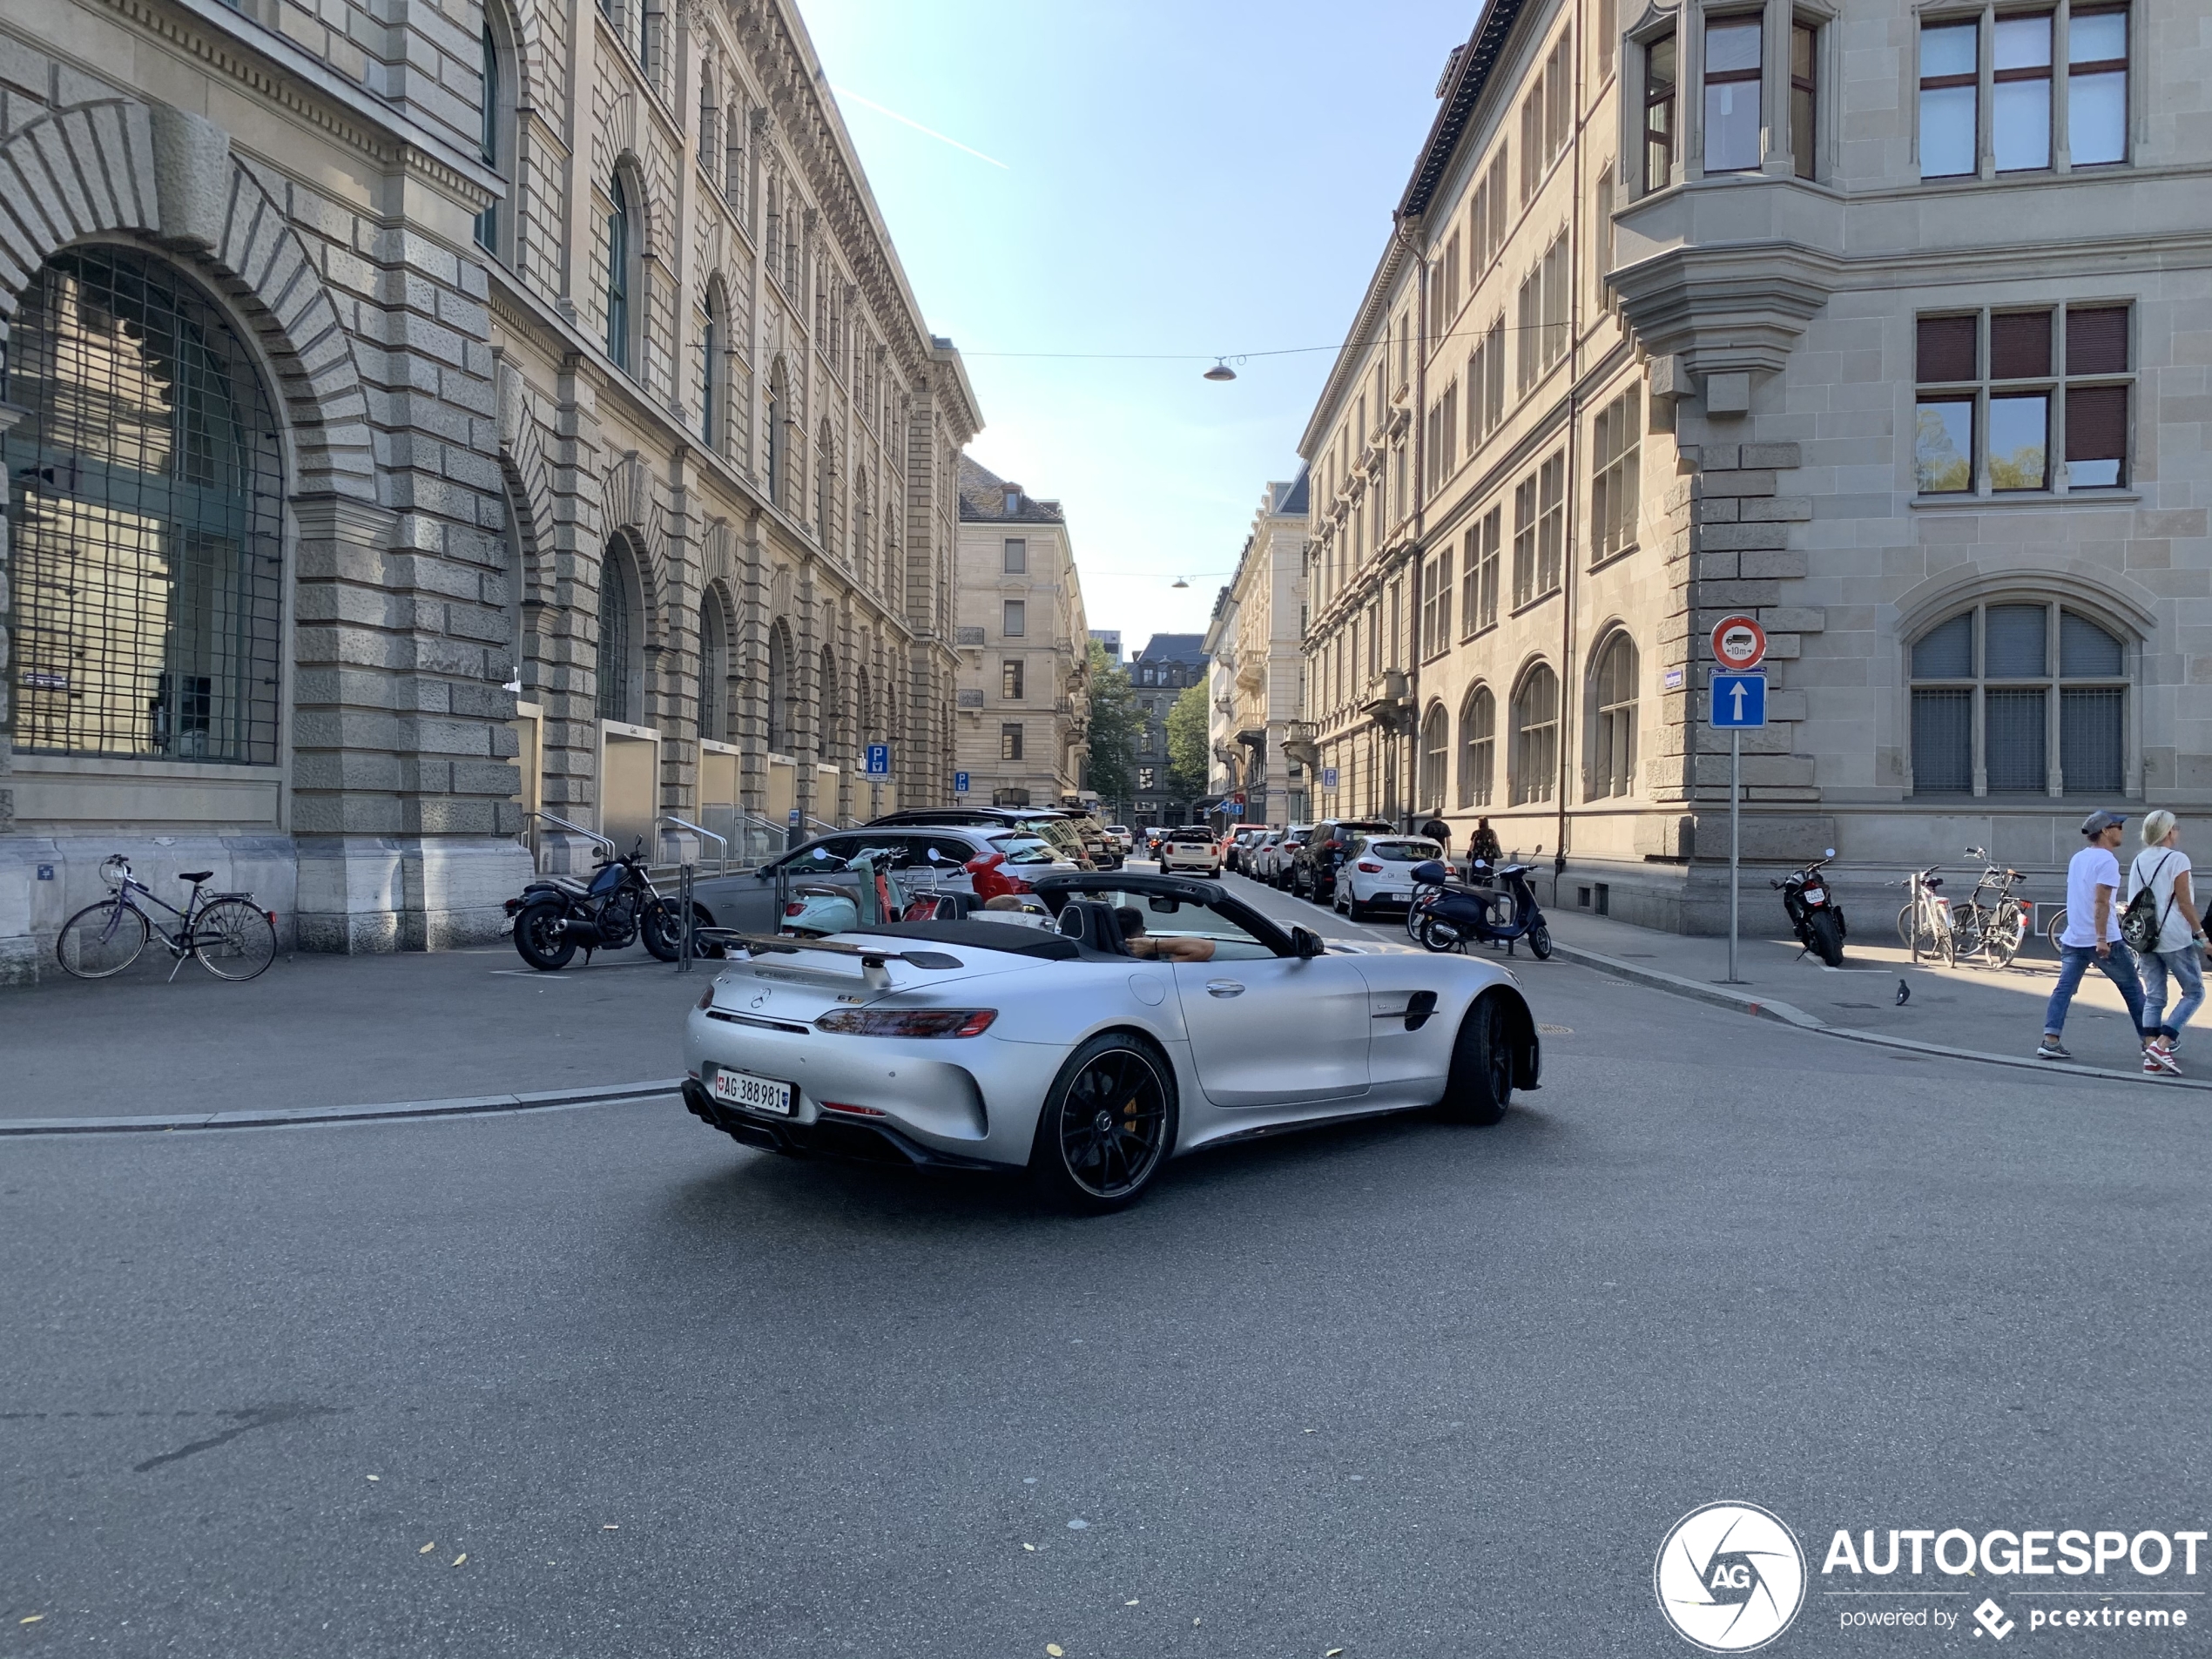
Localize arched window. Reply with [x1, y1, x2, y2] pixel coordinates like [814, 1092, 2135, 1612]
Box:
[698, 280, 726, 451]
[765, 622, 792, 752]
[1458, 685, 1495, 808]
[765, 359, 787, 506]
[1510, 664, 1559, 805]
[815, 419, 836, 544]
[1587, 632, 1639, 799]
[475, 22, 502, 254]
[1419, 702, 1449, 813]
[605, 173, 634, 371]
[499, 476, 530, 692]
[697, 66, 718, 179]
[818, 645, 841, 761]
[855, 664, 873, 747]
[596, 537, 644, 724]
[4, 246, 284, 764]
[697, 597, 728, 740]
[1910, 602, 2127, 795]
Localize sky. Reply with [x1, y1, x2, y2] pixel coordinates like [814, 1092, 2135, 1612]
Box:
[795, 0, 1478, 651]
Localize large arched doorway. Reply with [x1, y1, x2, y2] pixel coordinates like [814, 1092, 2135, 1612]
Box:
[4, 245, 285, 765]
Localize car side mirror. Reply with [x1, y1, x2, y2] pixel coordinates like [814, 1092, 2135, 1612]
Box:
[1291, 926, 1324, 959]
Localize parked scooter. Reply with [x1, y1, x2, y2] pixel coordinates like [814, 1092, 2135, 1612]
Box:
[506, 840, 687, 970]
[1774, 847, 1847, 967]
[1408, 859, 1554, 959]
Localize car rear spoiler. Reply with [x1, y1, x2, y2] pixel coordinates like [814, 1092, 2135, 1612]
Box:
[698, 929, 963, 990]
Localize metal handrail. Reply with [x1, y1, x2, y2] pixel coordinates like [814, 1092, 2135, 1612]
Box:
[523, 809, 617, 860]
[658, 814, 730, 876]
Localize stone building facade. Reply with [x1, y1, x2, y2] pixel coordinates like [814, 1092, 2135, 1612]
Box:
[1127, 634, 1205, 827]
[0, 0, 973, 978]
[1205, 475, 1312, 829]
[952, 460, 1089, 809]
[1300, 0, 2207, 929]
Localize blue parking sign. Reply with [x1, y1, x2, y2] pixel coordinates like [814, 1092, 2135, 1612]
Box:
[865, 743, 891, 778]
[1710, 672, 1767, 729]
[1320, 765, 1340, 789]
[954, 771, 970, 795]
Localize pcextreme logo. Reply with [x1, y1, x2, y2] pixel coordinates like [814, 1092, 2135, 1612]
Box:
[1656, 1501, 1808, 1652]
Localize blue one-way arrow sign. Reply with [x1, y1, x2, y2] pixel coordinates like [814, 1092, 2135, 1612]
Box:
[1710, 671, 1768, 729]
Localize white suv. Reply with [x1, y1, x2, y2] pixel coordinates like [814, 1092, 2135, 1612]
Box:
[1157, 826, 1224, 878]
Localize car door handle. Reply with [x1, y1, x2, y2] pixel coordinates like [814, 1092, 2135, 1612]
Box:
[1205, 980, 1244, 997]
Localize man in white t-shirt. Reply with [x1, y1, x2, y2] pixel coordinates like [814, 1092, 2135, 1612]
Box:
[2038, 810, 2150, 1062]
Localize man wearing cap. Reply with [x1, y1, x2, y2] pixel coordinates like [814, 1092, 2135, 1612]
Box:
[2040, 810, 2150, 1062]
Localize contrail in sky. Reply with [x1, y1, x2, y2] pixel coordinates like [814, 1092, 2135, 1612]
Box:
[830, 84, 1011, 170]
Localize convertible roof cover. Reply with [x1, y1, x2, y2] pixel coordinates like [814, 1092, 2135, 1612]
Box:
[856, 918, 1081, 960]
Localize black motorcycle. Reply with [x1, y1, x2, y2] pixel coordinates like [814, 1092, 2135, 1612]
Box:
[505, 841, 689, 971]
[1408, 859, 1553, 959]
[1774, 848, 1846, 967]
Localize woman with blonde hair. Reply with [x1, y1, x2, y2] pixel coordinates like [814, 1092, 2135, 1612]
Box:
[2126, 809, 2207, 1074]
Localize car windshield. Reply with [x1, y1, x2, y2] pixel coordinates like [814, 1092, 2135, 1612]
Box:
[1361, 840, 1441, 862]
[988, 834, 1062, 866]
[1031, 819, 1086, 853]
[1074, 889, 1280, 961]
[1170, 829, 1213, 842]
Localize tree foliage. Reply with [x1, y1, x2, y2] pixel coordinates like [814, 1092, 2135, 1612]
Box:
[1082, 638, 1138, 810]
[1165, 680, 1211, 803]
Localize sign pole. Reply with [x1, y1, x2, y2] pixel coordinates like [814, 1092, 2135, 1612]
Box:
[1728, 727, 1742, 984]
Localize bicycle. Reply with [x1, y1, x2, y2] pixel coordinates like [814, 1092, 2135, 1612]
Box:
[1949, 846, 2031, 968]
[55, 855, 279, 981]
[1892, 864, 1956, 966]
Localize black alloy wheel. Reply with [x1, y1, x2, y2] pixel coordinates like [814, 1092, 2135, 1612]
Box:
[1439, 990, 1515, 1126]
[1029, 1034, 1177, 1214]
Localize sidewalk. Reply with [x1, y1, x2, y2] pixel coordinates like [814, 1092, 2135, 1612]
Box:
[1539, 907, 2202, 1086]
[0, 944, 703, 1125]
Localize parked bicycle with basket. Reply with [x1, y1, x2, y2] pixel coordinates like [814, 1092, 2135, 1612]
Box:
[56, 856, 279, 981]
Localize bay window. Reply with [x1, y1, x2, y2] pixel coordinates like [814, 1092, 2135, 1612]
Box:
[1703, 15, 1763, 173]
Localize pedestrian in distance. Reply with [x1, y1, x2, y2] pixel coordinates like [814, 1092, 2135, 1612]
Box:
[2038, 809, 2151, 1063]
[1469, 817, 1503, 864]
[1418, 810, 1452, 853]
[2126, 809, 2206, 1076]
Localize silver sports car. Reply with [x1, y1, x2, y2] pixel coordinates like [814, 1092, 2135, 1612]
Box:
[681, 873, 1541, 1211]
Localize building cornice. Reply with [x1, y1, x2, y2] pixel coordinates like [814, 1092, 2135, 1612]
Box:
[106, 0, 503, 205]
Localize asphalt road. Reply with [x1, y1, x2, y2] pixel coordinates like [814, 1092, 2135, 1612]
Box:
[3, 873, 2208, 1656]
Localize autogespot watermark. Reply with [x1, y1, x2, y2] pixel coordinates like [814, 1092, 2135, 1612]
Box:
[1658, 1506, 2207, 1648]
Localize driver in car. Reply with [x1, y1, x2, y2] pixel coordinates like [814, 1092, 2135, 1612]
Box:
[1115, 906, 1216, 962]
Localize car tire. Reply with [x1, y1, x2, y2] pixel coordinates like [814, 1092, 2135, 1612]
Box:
[1028, 1032, 1179, 1215]
[1439, 990, 1515, 1126]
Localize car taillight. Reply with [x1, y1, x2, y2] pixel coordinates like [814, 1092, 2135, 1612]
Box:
[697, 986, 715, 1010]
[1357, 860, 1384, 873]
[815, 1008, 998, 1038]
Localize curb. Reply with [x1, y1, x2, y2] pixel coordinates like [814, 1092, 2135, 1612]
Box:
[0, 1078, 684, 1137]
[1549, 940, 2212, 1093]
[1547, 941, 1824, 1029]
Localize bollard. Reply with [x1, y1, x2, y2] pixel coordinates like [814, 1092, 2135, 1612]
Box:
[677, 861, 694, 972]
[1910, 870, 1921, 966]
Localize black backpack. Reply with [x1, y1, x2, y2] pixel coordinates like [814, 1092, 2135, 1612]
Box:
[2121, 852, 2178, 953]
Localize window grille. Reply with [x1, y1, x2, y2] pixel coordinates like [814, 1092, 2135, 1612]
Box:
[597, 550, 634, 724]
[1909, 602, 2127, 794]
[3, 247, 283, 764]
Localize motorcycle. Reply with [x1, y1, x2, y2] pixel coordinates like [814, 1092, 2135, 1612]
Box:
[1774, 847, 1847, 967]
[1407, 859, 1553, 960]
[505, 840, 690, 971]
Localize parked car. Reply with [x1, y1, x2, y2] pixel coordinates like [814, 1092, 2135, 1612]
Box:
[1258, 826, 1312, 889]
[1225, 826, 1275, 874]
[1291, 818, 1393, 904]
[1158, 825, 1224, 878]
[1244, 830, 1285, 883]
[681, 872, 1543, 1211]
[1332, 834, 1445, 922]
[691, 825, 1079, 936]
[867, 806, 1096, 872]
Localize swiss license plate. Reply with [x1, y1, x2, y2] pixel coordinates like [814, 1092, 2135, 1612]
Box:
[1803, 887, 1826, 904]
[711, 1069, 795, 1116]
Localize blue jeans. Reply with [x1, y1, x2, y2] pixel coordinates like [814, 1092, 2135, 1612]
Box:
[2043, 941, 2148, 1040]
[2140, 946, 2206, 1044]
